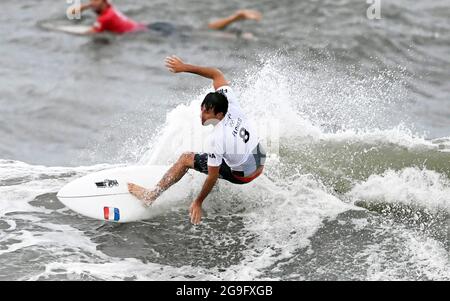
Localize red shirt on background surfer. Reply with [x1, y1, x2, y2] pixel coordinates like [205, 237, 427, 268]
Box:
[69, 0, 146, 34]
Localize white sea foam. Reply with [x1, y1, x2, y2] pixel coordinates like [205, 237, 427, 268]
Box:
[362, 230, 450, 280]
[223, 175, 355, 280]
[347, 167, 450, 214]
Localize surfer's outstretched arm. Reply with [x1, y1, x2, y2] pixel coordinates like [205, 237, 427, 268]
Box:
[67, 2, 93, 18]
[165, 55, 228, 90]
[66, 2, 97, 34]
[207, 9, 262, 30]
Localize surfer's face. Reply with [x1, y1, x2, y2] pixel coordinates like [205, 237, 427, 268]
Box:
[201, 106, 223, 126]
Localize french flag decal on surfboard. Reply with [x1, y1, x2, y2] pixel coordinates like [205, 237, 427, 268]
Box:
[103, 207, 120, 221]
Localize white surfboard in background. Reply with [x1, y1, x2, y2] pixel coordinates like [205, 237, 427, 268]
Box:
[57, 165, 193, 223]
[53, 25, 92, 35]
[39, 22, 92, 35]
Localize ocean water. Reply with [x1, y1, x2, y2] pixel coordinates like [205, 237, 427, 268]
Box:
[0, 0, 449, 280]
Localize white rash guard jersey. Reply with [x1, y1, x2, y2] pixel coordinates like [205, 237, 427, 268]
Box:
[207, 86, 259, 170]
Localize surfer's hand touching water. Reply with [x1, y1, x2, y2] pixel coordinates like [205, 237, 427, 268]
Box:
[188, 166, 220, 224]
[189, 199, 203, 225]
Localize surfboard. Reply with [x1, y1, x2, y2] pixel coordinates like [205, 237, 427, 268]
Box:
[57, 165, 191, 223]
[54, 25, 91, 35]
[39, 22, 92, 35]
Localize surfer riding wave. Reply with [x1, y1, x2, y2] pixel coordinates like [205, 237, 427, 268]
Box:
[128, 55, 266, 224]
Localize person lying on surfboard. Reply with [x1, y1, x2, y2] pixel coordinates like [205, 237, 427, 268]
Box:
[68, 0, 262, 35]
[128, 56, 266, 225]
[68, 0, 146, 34]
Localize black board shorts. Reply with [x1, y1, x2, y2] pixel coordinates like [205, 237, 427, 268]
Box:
[193, 153, 246, 184]
[193, 144, 266, 185]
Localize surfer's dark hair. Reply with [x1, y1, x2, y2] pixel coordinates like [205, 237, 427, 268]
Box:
[201, 92, 228, 115]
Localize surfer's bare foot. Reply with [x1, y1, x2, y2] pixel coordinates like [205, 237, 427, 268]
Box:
[127, 183, 157, 207]
[236, 9, 262, 21]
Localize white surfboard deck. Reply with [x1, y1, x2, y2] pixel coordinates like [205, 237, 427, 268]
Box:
[57, 165, 192, 223]
[56, 25, 91, 34]
[41, 23, 91, 35]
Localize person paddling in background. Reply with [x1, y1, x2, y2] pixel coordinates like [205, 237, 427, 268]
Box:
[68, 0, 146, 34]
[128, 56, 266, 225]
[68, 0, 262, 36]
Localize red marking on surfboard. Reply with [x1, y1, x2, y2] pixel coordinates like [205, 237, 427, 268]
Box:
[104, 207, 109, 220]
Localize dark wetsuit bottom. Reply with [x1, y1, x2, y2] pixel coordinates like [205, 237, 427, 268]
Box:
[146, 22, 248, 38]
[147, 22, 193, 36]
[147, 22, 177, 36]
